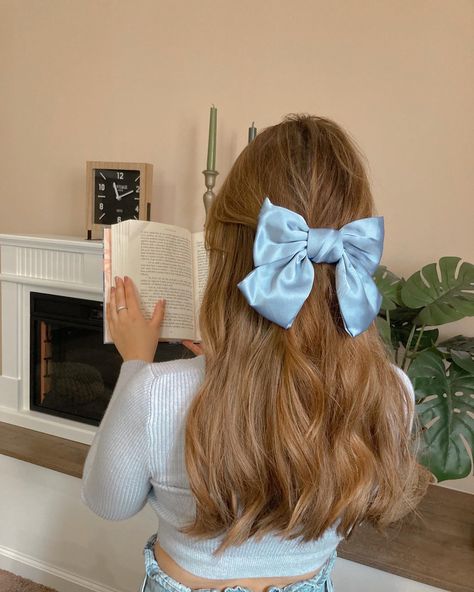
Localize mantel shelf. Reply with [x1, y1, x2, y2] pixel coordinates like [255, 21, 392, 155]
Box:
[0, 421, 472, 592]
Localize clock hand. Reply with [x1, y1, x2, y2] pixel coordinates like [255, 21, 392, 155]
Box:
[113, 182, 121, 200]
[117, 189, 134, 199]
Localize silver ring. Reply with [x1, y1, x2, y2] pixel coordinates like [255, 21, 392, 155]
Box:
[116, 305, 128, 313]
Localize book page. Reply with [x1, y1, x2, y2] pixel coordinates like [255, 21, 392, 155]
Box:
[191, 231, 209, 342]
[130, 221, 195, 341]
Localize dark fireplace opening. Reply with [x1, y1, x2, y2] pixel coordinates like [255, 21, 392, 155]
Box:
[30, 292, 194, 426]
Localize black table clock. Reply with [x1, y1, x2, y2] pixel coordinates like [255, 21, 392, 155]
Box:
[86, 161, 153, 239]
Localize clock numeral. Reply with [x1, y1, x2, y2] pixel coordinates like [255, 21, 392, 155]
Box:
[117, 216, 122, 222]
[136, 185, 140, 193]
[117, 172, 124, 180]
[98, 183, 105, 191]
[135, 205, 139, 212]
[99, 202, 104, 210]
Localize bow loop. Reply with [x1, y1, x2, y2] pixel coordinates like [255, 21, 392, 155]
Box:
[237, 197, 384, 336]
[252, 198, 309, 267]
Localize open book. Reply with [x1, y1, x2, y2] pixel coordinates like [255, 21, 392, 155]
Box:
[103, 220, 208, 343]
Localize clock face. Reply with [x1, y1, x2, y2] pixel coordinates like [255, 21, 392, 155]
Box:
[94, 169, 140, 225]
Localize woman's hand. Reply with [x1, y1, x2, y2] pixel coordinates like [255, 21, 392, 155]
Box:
[182, 340, 205, 356]
[107, 276, 165, 363]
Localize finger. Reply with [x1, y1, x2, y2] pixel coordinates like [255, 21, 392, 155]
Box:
[123, 276, 140, 315]
[114, 276, 127, 314]
[150, 299, 166, 330]
[182, 340, 204, 356]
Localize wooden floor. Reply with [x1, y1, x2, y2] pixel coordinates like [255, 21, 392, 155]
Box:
[1, 420, 473, 592]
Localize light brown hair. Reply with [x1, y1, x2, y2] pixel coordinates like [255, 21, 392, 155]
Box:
[182, 114, 431, 554]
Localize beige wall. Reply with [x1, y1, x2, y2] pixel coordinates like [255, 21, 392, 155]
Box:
[1, 0, 473, 335]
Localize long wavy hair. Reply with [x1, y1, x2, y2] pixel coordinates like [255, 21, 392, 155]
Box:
[181, 114, 431, 554]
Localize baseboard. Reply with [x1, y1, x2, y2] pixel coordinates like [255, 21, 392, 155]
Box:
[0, 544, 124, 592]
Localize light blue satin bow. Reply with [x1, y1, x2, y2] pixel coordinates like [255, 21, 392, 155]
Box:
[237, 198, 384, 337]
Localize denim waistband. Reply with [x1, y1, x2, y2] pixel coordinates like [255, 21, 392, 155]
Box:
[142, 532, 336, 592]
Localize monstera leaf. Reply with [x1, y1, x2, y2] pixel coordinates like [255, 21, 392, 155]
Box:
[408, 349, 474, 481]
[401, 257, 474, 326]
[438, 335, 474, 356]
[388, 305, 420, 324]
[374, 266, 405, 311]
[450, 350, 474, 374]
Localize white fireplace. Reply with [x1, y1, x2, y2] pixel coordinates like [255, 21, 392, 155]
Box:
[0, 233, 103, 444]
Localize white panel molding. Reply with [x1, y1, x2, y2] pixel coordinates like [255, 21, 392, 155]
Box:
[0, 274, 102, 295]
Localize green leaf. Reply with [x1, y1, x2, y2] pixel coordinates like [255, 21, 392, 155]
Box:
[375, 317, 394, 360]
[373, 266, 405, 311]
[438, 335, 474, 355]
[388, 306, 422, 325]
[408, 350, 474, 481]
[450, 351, 474, 374]
[401, 257, 474, 326]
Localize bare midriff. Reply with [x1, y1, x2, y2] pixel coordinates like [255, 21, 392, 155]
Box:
[154, 542, 321, 592]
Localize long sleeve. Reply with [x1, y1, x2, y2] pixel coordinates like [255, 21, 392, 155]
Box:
[81, 359, 154, 520]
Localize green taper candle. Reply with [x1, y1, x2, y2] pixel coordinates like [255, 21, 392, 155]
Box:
[248, 122, 257, 143]
[206, 106, 217, 171]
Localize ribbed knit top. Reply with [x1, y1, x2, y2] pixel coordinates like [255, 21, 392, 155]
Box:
[81, 355, 414, 578]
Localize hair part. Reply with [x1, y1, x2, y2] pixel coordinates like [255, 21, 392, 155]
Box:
[182, 114, 432, 554]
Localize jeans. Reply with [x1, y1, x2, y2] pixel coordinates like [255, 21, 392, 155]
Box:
[139, 533, 336, 592]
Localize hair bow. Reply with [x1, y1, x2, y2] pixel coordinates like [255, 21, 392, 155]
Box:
[237, 197, 384, 337]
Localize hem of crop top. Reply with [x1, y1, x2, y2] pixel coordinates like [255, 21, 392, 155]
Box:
[154, 523, 343, 579]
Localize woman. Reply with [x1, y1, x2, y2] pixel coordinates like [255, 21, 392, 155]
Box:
[81, 115, 431, 592]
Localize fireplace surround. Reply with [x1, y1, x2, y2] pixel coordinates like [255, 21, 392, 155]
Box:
[0, 233, 192, 444]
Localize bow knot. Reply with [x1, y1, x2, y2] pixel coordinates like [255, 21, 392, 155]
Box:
[237, 198, 384, 336]
[307, 228, 343, 263]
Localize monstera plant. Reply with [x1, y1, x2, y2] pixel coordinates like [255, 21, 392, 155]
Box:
[374, 257, 474, 482]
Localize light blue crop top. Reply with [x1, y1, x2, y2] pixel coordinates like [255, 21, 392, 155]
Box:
[81, 355, 413, 578]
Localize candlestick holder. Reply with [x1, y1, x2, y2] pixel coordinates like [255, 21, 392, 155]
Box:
[202, 169, 219, 221]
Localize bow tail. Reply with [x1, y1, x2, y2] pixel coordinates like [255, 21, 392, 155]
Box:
[237, 258, 314, 329]
[335, 253, 382, 337]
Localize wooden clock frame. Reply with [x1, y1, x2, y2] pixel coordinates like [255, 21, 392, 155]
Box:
[86, 161, 153, 239]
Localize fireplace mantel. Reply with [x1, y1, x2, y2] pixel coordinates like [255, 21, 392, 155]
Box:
[0, 233, 104, 444]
